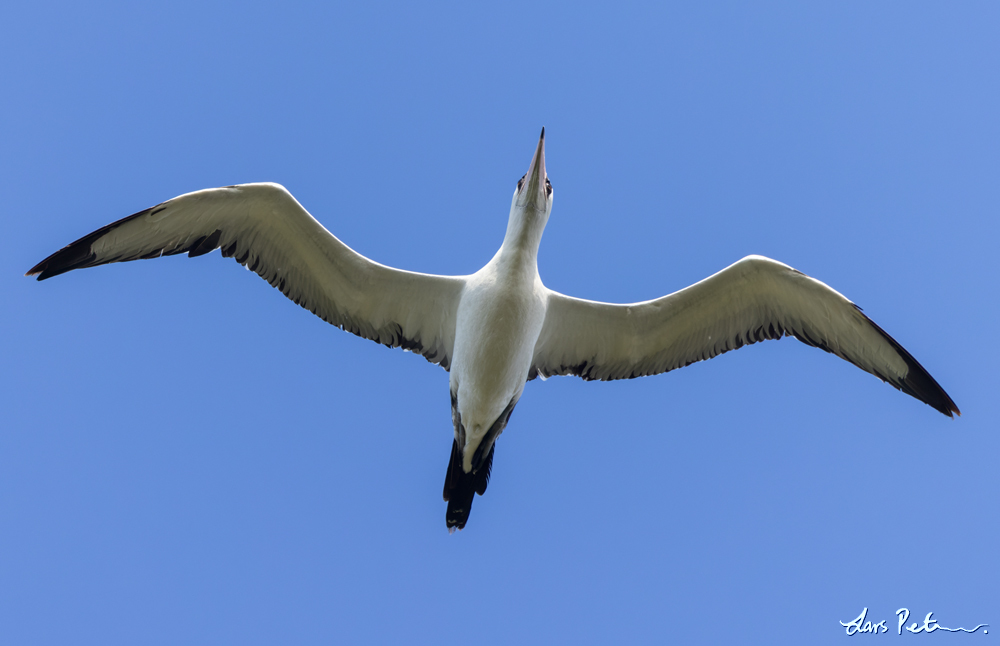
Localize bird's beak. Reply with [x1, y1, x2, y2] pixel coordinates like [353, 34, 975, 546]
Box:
[517, 127, 547, 210]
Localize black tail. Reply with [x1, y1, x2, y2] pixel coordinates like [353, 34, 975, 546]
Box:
[443, 439, 494, 532]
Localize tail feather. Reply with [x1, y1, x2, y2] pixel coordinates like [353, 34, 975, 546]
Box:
[443, 439, 495, 532]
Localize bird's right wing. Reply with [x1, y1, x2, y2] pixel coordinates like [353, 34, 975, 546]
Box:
[531, 255, 958, 416]
[27, 183, 466, 369]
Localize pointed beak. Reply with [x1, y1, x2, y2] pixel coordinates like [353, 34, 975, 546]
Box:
[517, 127, 547, 209]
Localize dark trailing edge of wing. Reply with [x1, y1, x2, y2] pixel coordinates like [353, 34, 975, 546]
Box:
[25, 205, 452, 370]
[529, 308, 959, 418]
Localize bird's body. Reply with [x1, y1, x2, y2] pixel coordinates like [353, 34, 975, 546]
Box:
[27, 128, 959, 531]
[451, 254, 543, 466]
[444, 257, 545, 528]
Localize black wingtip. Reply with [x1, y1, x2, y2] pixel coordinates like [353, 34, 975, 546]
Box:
[26, 246, 99, 281]
[25, 203, 230, 283]
[861, 312, 960, 418]
[540, 126, 545, 140]
[25, 205, 160, 281]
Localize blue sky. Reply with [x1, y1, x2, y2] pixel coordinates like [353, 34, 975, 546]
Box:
[3, 2, 997, 644]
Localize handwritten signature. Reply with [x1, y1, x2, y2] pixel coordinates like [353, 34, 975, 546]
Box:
[840, 608, 988, 636]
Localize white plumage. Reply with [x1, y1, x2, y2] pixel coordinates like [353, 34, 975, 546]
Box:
[27, 128, 958, 531]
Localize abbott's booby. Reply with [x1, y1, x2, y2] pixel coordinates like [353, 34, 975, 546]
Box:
[27, 128, 959, 531]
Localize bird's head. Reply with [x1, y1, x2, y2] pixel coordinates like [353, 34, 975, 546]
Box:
[510, 127, 553, 220]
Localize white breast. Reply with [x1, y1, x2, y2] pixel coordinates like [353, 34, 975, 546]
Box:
[450, 258, 548, 448]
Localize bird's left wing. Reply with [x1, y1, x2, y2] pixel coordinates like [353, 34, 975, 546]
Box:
[27, 183, 465, 369]
[530, 255, 958, 416]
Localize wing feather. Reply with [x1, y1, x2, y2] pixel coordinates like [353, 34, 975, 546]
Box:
[27, 183, 465, 369]
[531, 255, 958, 416]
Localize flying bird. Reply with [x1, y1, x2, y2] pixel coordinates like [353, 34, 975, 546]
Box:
[27, 128, 959, 531]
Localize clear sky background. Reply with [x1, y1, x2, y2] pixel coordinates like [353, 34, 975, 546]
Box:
[2, 2, 997, 644]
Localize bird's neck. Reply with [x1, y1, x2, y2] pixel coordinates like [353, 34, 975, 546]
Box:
[496, 207, 546, 271]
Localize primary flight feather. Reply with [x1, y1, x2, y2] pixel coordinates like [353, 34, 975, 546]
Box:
[28, 128, 959, 531]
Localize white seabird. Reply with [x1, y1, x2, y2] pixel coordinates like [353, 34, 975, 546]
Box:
[27, 128, 959, 531]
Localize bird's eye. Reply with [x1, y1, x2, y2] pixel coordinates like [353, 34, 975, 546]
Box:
[545, 178, 552, 196]
[516, 174, 526, 191]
